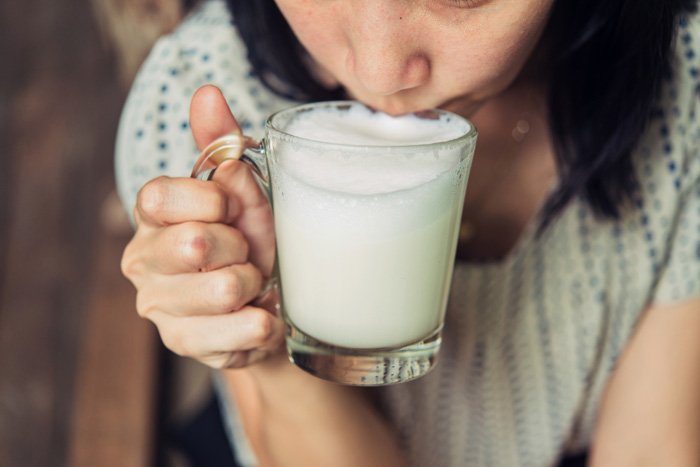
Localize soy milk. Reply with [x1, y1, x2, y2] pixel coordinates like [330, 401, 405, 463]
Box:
[270, 106, 470, 349]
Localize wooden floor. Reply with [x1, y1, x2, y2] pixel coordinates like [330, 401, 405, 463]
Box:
[0, 0, 175, 465]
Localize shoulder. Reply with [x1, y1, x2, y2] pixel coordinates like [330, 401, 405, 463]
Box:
[634, 10, 699, 206]
[115, 0, 296, 216]
[569, 11, 700, 306]
[129, 0, 294, 132]
[624, 9, 700, 305]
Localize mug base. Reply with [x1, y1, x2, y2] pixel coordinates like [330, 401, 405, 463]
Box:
[286, 326, 441, 386]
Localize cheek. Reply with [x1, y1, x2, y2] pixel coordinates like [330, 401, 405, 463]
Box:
[435, 20, 545, 99]
[273, 2, 346, 70]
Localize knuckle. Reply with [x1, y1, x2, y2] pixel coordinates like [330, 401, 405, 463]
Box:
[229, 228, 250, 259]
[179, 224, 215, 269]
[160, 331, 180, 355]
[134, 293, 149, 318]
[135, 293, 159, 320]
[247, 312, 274, 346]
[120, 252, 137, 279]
[137, 177, 169, 219]
[121, 240, 144, 279]
[162, 327, 194, 357]
[215, 270, 244, 310]
[246, 264, 263, 292]
[210, 186, 229, 220]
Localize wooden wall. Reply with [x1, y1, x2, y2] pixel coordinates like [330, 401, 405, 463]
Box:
[0, 0, 182, 465]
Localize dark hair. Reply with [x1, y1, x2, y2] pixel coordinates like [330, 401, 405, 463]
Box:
[227, 0, 697, 226]
[225, 1, 343, 101]
[542, 0, 698, 226]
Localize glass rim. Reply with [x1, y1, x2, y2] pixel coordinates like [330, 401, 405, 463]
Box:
[265, 100, 478, 151]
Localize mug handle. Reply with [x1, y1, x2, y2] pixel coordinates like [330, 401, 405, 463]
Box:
[191, 133, 266, 182]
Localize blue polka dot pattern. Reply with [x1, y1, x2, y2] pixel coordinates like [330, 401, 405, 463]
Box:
[115, 0, 295, 218]
[115, 2, 700, 467]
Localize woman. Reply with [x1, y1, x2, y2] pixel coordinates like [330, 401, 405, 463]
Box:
[117, 0, 700, 465]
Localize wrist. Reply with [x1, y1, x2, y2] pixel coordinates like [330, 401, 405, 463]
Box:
[221, 357, 378, 467]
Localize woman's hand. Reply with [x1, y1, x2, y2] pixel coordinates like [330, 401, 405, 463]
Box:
[121, 85, 284, 369]
[122, 86, 406, 467]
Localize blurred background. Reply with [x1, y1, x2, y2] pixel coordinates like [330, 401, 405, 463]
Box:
[0, 0, 213, 465]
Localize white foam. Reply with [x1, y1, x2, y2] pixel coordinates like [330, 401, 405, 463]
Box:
[282, 105, 469, 146]
[275, 106, 469, 195]
[276, 147, 459, 195]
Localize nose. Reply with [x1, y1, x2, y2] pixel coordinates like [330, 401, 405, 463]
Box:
[345, 4, 431, 96]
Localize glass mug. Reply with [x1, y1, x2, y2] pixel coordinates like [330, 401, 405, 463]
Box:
[192, 101, 477, 385]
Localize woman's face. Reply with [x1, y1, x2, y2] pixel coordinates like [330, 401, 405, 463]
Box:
[273, 0, 555, 115]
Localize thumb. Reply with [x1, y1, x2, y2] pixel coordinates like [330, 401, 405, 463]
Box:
[189, 85, 241, 150]
[189, 85, 276, 274]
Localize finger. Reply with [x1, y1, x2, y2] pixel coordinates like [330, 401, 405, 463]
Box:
[190, 85, 241, 150]
[211, 160, 276, 274]
[137, 263, 263, 317]
[188, 86, 276, 274]
[144, 221, 250, 274]
[135, 176, 239, 227]
[153, 306, 285, 359]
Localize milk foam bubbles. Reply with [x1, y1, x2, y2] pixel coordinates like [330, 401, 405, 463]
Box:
[278, 105, 470, 195]
[270, 105, 471, 349]
[283, 104, 469, 146]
